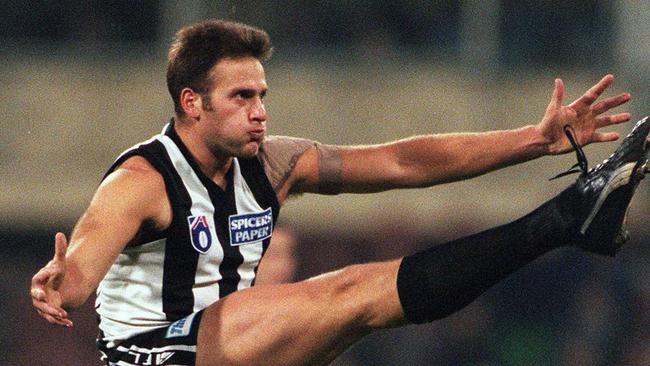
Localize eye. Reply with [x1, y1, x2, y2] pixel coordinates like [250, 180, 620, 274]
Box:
[234, 89, 255, 99]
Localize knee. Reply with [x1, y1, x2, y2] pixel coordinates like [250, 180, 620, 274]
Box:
[317, 264, 369, 300]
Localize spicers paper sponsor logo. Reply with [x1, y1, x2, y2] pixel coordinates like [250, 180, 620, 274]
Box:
[228, 208, 273, 246]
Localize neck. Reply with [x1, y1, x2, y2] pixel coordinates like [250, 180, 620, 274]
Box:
[173, 117, 232, 186]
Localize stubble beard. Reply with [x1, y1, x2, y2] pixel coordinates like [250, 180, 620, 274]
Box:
[218, 140, 261, 160]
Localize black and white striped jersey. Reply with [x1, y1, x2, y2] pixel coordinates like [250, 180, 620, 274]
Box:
[96, 121, 281, 347]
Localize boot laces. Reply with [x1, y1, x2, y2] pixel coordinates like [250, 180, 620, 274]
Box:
[549, 125, 589, 180]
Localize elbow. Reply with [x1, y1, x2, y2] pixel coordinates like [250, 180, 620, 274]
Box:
[392, 163, 442, 189]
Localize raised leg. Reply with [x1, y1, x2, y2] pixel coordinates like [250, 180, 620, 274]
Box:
[196, 260, 404, 366]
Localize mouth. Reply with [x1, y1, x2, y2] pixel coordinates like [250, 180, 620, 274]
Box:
[248, 130, 265, 143]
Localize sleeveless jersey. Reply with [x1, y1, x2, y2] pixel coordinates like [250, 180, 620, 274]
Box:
[95, 122, 280, 347]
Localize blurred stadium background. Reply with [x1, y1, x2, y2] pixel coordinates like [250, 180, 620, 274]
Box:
[3, 1, 650, 365]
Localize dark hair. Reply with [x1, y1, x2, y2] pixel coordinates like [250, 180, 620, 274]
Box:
[167, 19, 273, 115]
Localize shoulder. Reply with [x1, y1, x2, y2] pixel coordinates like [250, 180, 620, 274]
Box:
[100, 155, 167, 208]
[107, 155, 164, 187]
[96, 155, 171, 229]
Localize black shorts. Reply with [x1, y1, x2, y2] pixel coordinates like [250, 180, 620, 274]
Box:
[98, 310, 204, 366]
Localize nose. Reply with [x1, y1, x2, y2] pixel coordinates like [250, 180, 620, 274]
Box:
[250, 97, 267, 123]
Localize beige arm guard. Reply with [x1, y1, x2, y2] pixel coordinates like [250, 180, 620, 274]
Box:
[258, 136, 343, 195]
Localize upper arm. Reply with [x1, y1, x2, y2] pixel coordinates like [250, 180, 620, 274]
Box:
[60, 156, 170, 306]
[285, 142, 406, 196]
[257, 136, 319, 202]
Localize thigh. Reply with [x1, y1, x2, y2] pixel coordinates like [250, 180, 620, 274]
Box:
[195, 260, 404, 366]
[99, 311, 204, 366]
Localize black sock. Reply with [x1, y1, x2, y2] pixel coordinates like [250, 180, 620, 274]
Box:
[396, 185, 582, 324]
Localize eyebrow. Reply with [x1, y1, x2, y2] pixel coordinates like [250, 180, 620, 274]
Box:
[230, 87, 268, 97]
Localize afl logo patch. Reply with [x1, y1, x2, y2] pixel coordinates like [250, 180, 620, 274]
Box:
[228, 207, 273, 246]
[187, 215, 213, 253]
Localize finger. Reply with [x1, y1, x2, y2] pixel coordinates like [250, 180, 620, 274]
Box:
[30, 286, 47, 301]
[32, 294, 68, 317]
[33, 302, 71, 328]
[33, 298, 68, 319]
[54, 232, 68, 262]
[547, 78, 564, 110]
[591, 93, 631, 115]
[40, 311, 63, 325]
[31, 268, 53, 286]
[591, 131, 620, 143]
[569, 74, 614, 109]
[596, 112, 631, 128]
[39, 309, 73, 327]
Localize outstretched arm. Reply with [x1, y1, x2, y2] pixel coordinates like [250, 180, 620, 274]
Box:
[283, 75, 630, 196]
[30, 156, 170, 326]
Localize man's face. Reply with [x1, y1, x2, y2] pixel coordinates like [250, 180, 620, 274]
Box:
[198, 57, 268, 159]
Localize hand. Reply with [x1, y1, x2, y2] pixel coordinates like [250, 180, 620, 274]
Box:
[31, 232, 74, 327]
[537, 74, 631, 155]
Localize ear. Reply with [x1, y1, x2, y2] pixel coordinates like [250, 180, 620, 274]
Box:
[179, 88, 202, 118]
